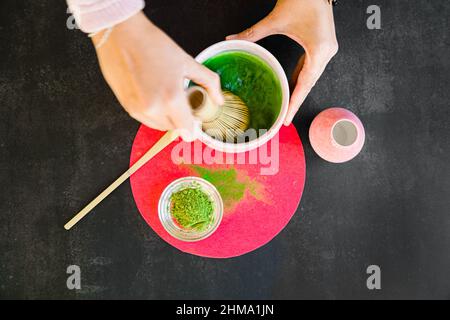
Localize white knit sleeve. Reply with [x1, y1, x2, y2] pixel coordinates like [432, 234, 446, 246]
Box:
[67, 0, 145, 33]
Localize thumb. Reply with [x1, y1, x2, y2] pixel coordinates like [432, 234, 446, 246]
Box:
[226, 17, 274, 43]
[284, 56, 325, 126]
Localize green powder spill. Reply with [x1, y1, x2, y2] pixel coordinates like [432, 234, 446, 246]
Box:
[170, 187, 213, 231]
[189, 165, 268, 210]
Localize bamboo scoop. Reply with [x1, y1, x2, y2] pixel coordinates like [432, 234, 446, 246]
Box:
[64, 87, 249, 230]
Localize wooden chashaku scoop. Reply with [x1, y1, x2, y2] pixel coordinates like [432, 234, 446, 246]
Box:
[64, 86, 250, 230]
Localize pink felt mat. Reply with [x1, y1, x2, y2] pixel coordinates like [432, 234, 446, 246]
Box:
[130, 125, 305, 258]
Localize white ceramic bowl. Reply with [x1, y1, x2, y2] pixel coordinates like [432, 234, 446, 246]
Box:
[186, 40, 289, 153]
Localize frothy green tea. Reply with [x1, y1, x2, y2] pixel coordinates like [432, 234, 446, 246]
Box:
[203, 51, 282, 138]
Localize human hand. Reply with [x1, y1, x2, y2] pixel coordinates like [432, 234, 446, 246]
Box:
[227, 0, 338, 125]
[92, 11, 224, 141]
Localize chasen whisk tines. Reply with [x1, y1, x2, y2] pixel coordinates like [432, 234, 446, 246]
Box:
[187, 87, 250, 141]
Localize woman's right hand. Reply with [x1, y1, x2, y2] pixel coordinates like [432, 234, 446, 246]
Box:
[92, 11, 224, 141]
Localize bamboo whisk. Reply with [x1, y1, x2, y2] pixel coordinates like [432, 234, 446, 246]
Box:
[64, 86, 249, 230]
[187, 86, 250, 140]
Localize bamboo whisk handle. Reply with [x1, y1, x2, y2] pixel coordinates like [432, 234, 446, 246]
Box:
[186, 86, 221, 123]
[64, 130, 179, 230]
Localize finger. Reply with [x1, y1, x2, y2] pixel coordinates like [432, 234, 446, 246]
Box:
[130, 109, 174, 132]
[186, 60, 224, 106]
[134, 114, 171, 131]
[284, 58, 326, 126]
[167, 96, 197, 142]
[226, 17, 274, 43]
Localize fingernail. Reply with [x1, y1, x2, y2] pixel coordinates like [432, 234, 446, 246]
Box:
[182, 134, 194, 142]
[192, 119, 202, 139]
[177, 128, 194, 142]
[226, 34, 237, 40]
[284, 115, 293, 126]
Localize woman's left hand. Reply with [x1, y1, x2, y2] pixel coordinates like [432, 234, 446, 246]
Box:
[227, 0, 338, 125]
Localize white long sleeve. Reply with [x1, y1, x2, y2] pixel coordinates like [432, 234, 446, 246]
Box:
[67, 0, 145, 33]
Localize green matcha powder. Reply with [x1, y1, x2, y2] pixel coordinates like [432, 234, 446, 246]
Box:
[170, 187, 214, 231]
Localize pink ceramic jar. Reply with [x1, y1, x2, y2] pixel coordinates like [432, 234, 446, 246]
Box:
[309, 108, 365, 163]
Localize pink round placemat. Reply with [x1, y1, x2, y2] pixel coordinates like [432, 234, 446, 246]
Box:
[129, 125, 306, 258]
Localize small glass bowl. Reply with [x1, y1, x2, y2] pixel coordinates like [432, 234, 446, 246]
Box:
[158, 177, 223, 242]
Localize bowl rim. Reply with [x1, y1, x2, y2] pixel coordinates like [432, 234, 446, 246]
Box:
[186, 40, 290, 153]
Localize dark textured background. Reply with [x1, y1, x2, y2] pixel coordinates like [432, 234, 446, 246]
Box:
[0, 0, 449, 299]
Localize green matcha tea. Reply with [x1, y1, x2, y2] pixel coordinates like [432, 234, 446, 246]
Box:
[202, 51, 282, 139]
[170, 186, 214, 231]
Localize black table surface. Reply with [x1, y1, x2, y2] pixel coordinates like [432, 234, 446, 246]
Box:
[0, 0, 449, 299]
